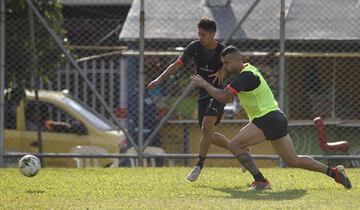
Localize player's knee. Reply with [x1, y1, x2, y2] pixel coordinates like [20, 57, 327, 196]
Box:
[201, 122, 214, 136]
[227, 141, 237, 153]
[210, 137, 221, 145]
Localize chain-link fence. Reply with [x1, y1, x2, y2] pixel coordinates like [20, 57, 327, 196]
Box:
[1, 0, 360, 168]
[284, 0, 360, 168]
[2, 0, 132, 168]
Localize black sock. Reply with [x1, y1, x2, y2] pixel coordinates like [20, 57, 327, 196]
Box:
[326, 167, 336, 179]
[235, 153, 260, 175]
[253, 172, 267, 182]
[196, 156, 206, 169]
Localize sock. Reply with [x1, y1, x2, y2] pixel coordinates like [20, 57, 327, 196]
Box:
[196, 156, 206, 169]
[326, 167, 336, 179]
[253, 172, 267, 182]
[236, 153, 265, 181]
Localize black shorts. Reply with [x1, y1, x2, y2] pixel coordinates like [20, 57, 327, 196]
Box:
[198, 97, 225, 127]
[252, 110, 288, 140]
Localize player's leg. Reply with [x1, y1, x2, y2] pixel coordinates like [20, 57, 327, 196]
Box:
[260, 110, 324, 172]
[228, 123, 271, 189]
[187, 99, 214, 181]
[209, 128, 247, 172]
[207, 99, 229, 149]
[207, 99, 248, 172]
[261, 110, 352, 189]
[271, 135, 352, 189]
[227, 123, 265, 154]
[212, 132, 229, 148]
[199, 116, 217, 157]
[187, 116, 218, 181]
[271, 135, 327, 172]
[188, 98, 231, 181]
[197, 98, 230, 164]
[196, 98, 226, 167]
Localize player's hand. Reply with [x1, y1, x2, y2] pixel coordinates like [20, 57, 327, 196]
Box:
[191, 74, 209, 88]
[147, 79, 160, 89]
[209, 68, 225, 85]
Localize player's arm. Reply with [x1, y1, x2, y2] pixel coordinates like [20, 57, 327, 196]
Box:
[148, 42, 196, 89]
[147, 61, 183, 89]
[191, 74, 234, 103]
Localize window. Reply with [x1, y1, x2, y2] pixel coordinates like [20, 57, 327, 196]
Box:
[25, 101, 83, 133]
[61, 96, 115, 131]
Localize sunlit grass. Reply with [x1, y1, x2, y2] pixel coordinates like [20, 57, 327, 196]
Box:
[0, 167, 359, 209]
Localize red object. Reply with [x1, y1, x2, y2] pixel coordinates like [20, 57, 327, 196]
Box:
[226, 85, 238, 94]
[313, 117, 349, 153]
[176, 58, 184, 65]
[250, 179, 271, 190]
[115, 108, 127, 118]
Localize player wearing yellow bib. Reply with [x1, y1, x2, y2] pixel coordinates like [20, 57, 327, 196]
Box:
[191, 46, 352, 190]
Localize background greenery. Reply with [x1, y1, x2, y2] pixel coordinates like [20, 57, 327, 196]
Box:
[5, 0, 65, 103]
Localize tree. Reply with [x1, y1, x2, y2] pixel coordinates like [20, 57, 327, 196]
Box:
[5, 0, 65, 103]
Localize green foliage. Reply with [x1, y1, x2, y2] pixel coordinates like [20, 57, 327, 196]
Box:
[0, 168, 359, 209]
[5, 0, 65, 103]
[170, 96, 197, 119]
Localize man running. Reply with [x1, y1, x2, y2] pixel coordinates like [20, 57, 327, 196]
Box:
[148, 17, 233, 181]
[191, 45, 352, 190]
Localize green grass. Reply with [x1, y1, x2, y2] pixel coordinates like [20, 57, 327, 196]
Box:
[0, 167, 359, 209]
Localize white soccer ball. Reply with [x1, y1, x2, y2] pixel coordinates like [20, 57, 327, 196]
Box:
[18, 155, 41, 177]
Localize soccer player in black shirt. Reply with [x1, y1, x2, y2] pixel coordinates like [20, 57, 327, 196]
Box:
[148, 17, 232, 181]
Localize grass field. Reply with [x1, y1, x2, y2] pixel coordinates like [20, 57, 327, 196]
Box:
[0, 167, 359, 209]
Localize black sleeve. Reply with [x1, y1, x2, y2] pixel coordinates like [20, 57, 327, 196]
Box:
[178, 41, 198, 64]
[227, 72, 260, 93]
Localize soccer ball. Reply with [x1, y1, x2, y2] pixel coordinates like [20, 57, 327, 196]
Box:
[18, 155, 41, 177]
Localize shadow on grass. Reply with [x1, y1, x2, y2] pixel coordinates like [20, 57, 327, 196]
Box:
[199, 185, 306, 200]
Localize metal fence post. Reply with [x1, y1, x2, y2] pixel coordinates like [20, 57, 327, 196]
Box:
[28, 2, 44, 167]
[279, 0, 286, 113]
[138, 0, 145, 166]
[119, 57, 127, 128]
[0, 0, 5, 167]
[278, 0, 287, 168]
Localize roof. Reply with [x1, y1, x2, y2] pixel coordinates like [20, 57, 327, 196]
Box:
[119, 0, 360, 41]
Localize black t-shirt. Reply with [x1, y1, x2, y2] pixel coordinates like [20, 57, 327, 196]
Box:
[226, 71, 261, 94]
[178, 40, 225, 100]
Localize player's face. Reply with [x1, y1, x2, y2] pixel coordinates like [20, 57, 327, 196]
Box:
[221, 54, 239, 74]
[198, 28, 215, 47]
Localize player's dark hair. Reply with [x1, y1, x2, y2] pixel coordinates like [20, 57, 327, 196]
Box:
[221, 45, 241, 57]
[197, 17, 217, 33]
